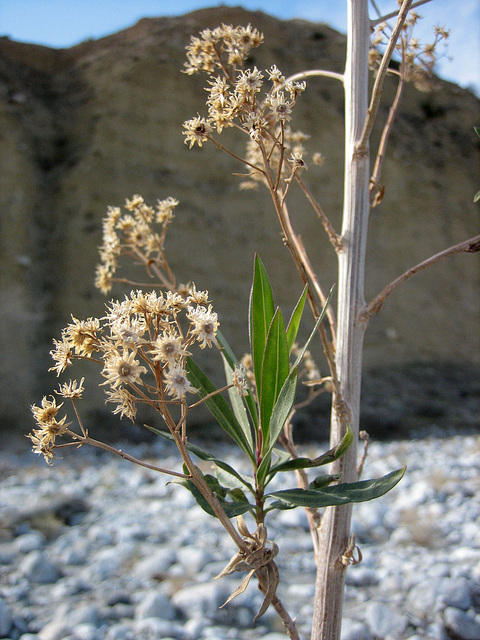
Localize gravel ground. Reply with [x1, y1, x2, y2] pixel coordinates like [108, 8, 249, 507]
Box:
[1, 430, 480, 640]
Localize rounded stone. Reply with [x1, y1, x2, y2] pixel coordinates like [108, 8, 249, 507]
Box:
[340, 618, 373, 640]
[104, 623, 135, 640]
[71, 623, 101, 640]
[38, 621, 73, 640]
[133, 548, 176, 579]
[364, 602, 408, 638]
[176, 546, 213, 574]
[407, 577, 472, 617]
[443, 607, 480, 640]
[62, 604, 105, 628]
[171, 582, 226, 618]
[133, 617, 183, 639]
[19, 551, 61, 584]
[0, 597, 12, 637]
[135, 591, 176, 621]
[14, 532, 46, 553]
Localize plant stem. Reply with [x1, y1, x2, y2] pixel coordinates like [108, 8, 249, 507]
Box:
[164, 419, 299, 637]
[369, 47, 405, 205]
[310, 2, 370, 638]
[60, 431, 189, 478]
[357, 0, 413, 153]
[286, 69, 344, 84]
[370, 0, 432, 27]
[361, 234, 480, 319]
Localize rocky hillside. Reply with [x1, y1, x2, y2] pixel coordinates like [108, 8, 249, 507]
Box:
[1, 7, 479, 441]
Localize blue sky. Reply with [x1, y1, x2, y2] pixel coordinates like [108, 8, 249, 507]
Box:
[1, 0, 479, 94]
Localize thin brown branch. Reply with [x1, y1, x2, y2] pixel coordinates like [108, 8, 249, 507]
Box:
[274, 122, 286, 191]
[261, 152, 341, 393]
[111, 277, 165, 289]
[172, 431, 301, 639]
[62, 431, 189, 478]
[129, 246, 175, 289]
[361, 234, 480, 320]
[209, 136, 266, 175]
[260, 139, 339, 342]
[356, 430, 370, 477]
[370, 0, 433, 27]
[293, 233, 338, 345]
[295, 175, 343, 251]
[369, 40, 406, 205]
[356, 0, 414, 153]
[280, 421, 322, 559]
[267, 591, 301, 640]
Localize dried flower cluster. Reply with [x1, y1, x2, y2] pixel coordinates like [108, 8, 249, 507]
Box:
[183, 23, 263, 75]
[95, 195, 179, 295]
[182, 24, 310, 188]
[370, 10, 449, 91]
[30, 284, 219, 464]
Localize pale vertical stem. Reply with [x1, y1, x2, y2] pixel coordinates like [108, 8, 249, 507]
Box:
[310, 1, 370, 639]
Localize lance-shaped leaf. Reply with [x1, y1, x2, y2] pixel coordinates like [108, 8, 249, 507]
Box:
[260, 308, 289, 450]
[217, 329, 258, 429]
[268, 427, 353, 475]
[179, 476, 253, 518]
[292, 285, 335, 370]
[267, 467, 406, 509]
[286, 284, 308, 354]
[221, 353, 255, 453]
[144, 423, 255, 492]
[261, 368, 297, 466]
[308, 473, 342, 489]
[185, 358, 255, 462]
[256, 367, 297, 487]
[249, 255, 275, 392]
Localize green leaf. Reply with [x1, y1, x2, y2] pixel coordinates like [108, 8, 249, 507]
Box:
[267, 467, 406, 509]
[256, 454, 271, 489]
[216, 466, 249, 491]
[217, 330, 258, 429]
[286, 285, 308, 353]
[268, 427, 353, 474]
[249, 255, 275, 393]
[332, 426, 354, 460]
[185, 358, 255, 461]
[266, 367, 297, 454]
[260, 308, 289, 449]
[292, 285, 335, 370]
[179, 474, 252, 518]
[221, 353, 255, 453]
[145, 424, 255, 492]
[308, 473, 342, 489]
[271, 447, 292, 467]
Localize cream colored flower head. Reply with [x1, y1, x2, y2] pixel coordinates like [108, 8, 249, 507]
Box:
[105, 387, 137, 422]
[232, 364, 249, 397]
[164, 366, 197, 400]
[183, 115, 214, 148]
[31, 395, 64, 426]
[187, 304, 219, 349]
[184, 23, 263, 75]
[102, 350, 147, 388]
[150, 332, 190, 365]
[63, 316, 101, 358]
[49, 338, 74, 376]
[30, 395, 71, 463]
[57, 378, 85, 399]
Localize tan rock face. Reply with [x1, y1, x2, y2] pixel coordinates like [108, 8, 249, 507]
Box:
[1, 8, 479, 439]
